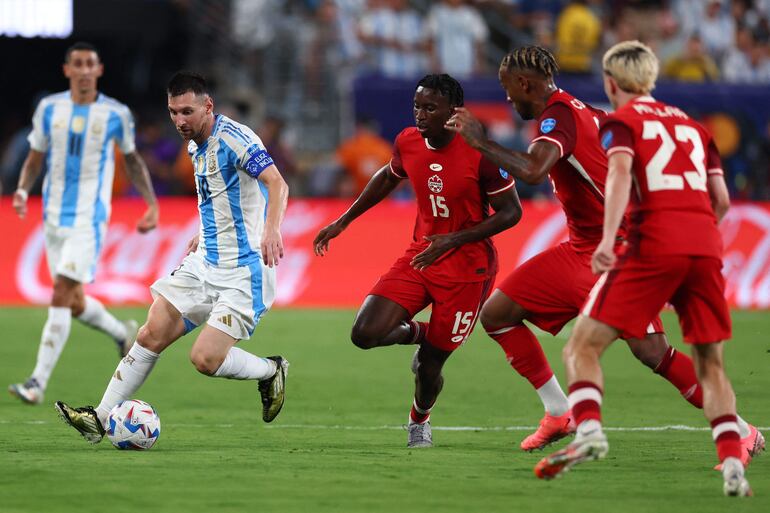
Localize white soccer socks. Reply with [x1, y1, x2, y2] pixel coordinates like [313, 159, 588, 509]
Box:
[77, 295, 128, 341]
[31, 306, 72, 390]
[213, 347, 276, 380]
[96, 343, 159, 424]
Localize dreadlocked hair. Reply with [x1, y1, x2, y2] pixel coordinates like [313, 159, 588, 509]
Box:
[416, 74, 464, 107]
[501, 46, 559, 78]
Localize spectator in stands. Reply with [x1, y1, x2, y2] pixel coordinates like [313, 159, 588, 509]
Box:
[617, 0, 666, 44]
[358, 0, 427, 78]
[260, 116, 300, 192]
[724, 28, 770, 83]
[698, 0, 736, 60]
[426, 0, 489, 78]
[135, 118, 180, 196]
[663, 34, 720, 82]
[554, 0, 601, 73]
[336, 116, 392, 196]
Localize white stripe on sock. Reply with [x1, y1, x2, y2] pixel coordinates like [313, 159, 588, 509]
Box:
[712, 422, 740, 441]
[568, 387, 603, 409]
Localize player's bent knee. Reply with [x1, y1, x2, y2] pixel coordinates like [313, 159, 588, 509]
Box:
[136, 324, 165, 354]
[626, 336, 668, 369]
[189, 348, 224, 376]
[479, 303, 502, 331]
[350, 322, 380, 349]
[479, 293, 523, 331]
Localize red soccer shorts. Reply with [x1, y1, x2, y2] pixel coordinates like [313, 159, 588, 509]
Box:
[496, 242, 663, 337]
[582, 255, 731, 343]
[369, 254, 494, 352]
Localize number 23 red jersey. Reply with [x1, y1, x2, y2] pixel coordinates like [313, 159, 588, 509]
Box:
[600, 96, 724, 258]
[390, 127, 515, 282]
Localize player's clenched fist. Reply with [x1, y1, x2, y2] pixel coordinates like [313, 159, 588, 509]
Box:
[591, 238, 616, 275]
[313, 221, 346, 256]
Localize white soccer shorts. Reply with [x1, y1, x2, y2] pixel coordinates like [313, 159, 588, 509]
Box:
[150, 251, 276, 340]
[44, 222, 107, 283]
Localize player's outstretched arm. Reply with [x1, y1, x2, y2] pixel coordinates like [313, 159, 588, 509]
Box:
[124, 151, 159, 233]
[592, 152, 633, 275]
[258, 165, 289, 268]
[411, 186, 522, 270]
[313, 165, 400, 256]
[446, 108, 559, 184]
[13, 149, 45, 219]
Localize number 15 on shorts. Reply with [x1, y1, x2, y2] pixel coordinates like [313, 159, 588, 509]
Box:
[451, 311, 474, 343]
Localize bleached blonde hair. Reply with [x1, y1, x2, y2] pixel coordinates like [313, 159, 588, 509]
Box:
[602, 40, 659, 94]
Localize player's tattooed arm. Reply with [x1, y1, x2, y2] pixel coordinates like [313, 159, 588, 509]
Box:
[124, 151, 159, 233]
[314, 165, 400, 256]
[13, 149, 45, 219]
[411, 186, 522, 270]
[446, 108, 558, 184]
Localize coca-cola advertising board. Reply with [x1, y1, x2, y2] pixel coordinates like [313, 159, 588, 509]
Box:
[2, 198, 770, 308]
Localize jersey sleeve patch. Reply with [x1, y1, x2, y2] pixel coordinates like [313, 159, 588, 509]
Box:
[599, 119, 634, 156]
[540, 118, 557, 134]
[601, 130, 613, 150]
[533, 102, 576, 158]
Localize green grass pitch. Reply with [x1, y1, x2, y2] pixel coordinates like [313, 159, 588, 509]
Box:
[0, 307, 767, 512]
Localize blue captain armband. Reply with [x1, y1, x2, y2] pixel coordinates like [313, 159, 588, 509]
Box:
[244, 149, 274, 178]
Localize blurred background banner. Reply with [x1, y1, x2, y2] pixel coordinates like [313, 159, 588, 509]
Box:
[3, 1, 770, 308]
[354, 75, 770, 202]
[3, 197, 770, 309]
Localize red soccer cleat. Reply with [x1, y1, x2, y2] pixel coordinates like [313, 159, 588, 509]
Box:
[520, 411, 576, 451]
[534, 432, 609, 480]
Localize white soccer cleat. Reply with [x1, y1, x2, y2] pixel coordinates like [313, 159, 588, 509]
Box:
[534, 430, 608, 479]
[8, 378, 44, 405]
[116, 319, 138, 357]
[722, 457, 752, 497]
[407, 421, 433, 448]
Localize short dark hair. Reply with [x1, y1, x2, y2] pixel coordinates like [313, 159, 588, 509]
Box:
[167, 71, 209, 97]
[65, 42, 99, 63]
[501, 46, 559, 78]
[416, 74, 464, 107]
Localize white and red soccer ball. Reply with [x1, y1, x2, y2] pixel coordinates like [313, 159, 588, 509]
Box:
[105, 399, 161, 450]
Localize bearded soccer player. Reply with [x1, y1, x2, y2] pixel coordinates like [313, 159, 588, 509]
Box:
[9, 42, 158, 405]
[313, 74, 522, 447]
[446, 45, 763, 464]
[54, 72, 290, 443]
[534, 41, 753, 496]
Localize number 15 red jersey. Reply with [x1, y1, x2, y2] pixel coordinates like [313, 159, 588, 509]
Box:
[389, 127, 515, 283]
[599, 97, 724, 258]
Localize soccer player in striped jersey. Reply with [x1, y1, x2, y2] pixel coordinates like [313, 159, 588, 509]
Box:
[55, 71, 290, 443]
[10, 42, 159, 405]
[447, 46, 762, 465]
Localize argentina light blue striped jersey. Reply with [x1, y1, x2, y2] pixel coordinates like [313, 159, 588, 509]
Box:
[188, 114, 275, 268]
[28, 91, 136, 228]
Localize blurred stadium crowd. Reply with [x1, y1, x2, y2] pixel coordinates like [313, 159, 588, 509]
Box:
[2, 0, 770, 201]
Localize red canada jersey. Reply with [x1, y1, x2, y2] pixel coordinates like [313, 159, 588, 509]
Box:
[532, 89, 614, 253]
[600, 97, 723, 258]
[389, 127, 515, 282]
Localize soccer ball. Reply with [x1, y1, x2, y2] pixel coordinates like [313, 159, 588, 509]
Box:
[105, 399, 161, 450]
